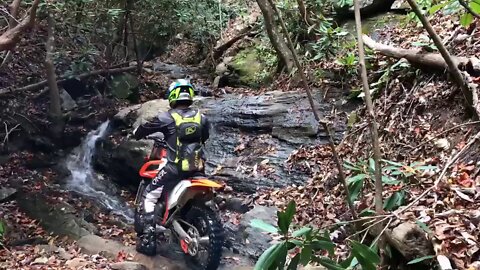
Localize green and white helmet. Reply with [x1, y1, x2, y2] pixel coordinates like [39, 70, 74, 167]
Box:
[167, 79, 195, 107]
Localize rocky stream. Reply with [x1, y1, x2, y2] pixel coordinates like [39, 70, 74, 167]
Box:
[4, 62, 350, 270]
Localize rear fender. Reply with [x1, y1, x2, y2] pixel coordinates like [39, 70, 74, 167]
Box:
[167, 179, 221, 210]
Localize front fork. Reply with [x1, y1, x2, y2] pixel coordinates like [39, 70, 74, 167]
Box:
[135, 179, 147, 206]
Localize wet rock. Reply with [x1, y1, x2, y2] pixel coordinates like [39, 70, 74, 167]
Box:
[65, 258, 88, 269]
[35, 245, 74, 260]
[198, 91, 342, 192]
[25, 152, 57, 169]
[32, 257, 49, 265]
[226, 205, 277, 259]
[228, 47, 273, 87]
[113, 99, 170, 128]
[153, 62, 187, 79]
[111, 262, 147, 270]
[78, 235, 184, 269]
[60, 89, 77, 111]
[28, 136, 56, 152]
[94, 139, 153, 187]
[0, 187, 17, 203]
[108, 73, 140, 99]
[216, 196, 250, 213]
[96, 90, 344, 192]
[16, 191, 96, 239]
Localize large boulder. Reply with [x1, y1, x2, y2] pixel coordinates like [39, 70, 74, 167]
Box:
[16, 191, 96, 239]
[77, 235, 184, 270]
[93, 100, 170, 186]
[94, 91, 344, 192]
[227, 46, 275, 87]
[225, 205, 278, 259]
[0, 187, 17, 203]
[108, 73, 140, 100]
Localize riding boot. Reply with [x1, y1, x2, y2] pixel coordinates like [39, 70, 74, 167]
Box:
[136, 212, 157, 256]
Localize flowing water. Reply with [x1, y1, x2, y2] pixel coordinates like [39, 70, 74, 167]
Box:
[66, 121, 134, 222]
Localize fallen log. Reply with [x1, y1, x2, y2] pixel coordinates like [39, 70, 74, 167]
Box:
[362, 34, 480, 75]
[0, 66, 136, 96]
[213, 24, 261, 60]
[386, 222, 433, 260]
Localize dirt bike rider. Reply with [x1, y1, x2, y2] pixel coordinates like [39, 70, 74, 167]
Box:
[132, 79, 211, 256]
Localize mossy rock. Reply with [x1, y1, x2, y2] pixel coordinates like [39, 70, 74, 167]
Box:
[108, 73, 139, 99]
[229, 47, 276, 87]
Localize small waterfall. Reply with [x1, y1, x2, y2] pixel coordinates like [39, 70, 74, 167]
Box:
[66, 121, 133, 222]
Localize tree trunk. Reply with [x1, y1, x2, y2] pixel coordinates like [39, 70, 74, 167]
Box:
[45, 11, 64, 138]
[267, 0, 358, 222]
[123, 0, 130, 61]
[255, 0, 294, 73]
[353, 0, 386, 261]
[127, 0, 141, 74]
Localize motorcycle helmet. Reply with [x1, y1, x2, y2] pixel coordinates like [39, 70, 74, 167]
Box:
[167, 79, 195, 108]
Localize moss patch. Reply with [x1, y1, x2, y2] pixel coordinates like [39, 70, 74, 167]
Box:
[230, 44, 277, 87]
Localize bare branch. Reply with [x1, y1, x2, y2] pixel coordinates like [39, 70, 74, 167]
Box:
[9, 0, 22, 27]
[0, 0, 40, 51]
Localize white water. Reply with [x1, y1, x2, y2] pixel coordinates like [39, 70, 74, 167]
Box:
[66, 121, 133, 222]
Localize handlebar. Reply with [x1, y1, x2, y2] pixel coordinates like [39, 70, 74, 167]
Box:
[146, 133, 166, 148]
[146, 132, 164, 142]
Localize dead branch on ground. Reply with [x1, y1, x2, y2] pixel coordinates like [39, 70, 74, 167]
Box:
[0, 66, 136, 97]
[213, 24, 261, 60]
[362, 35, 480, 75]
[406, 0, 480, 119]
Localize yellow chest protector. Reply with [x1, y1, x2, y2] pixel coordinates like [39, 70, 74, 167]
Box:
[170, 110, 204, 172]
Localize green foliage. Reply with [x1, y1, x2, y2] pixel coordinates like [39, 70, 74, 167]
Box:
[306, 22, 352, 61]
[366, 59, 411, 96]
[409, 0, 480, 28]
[344, 159, 437, 209]
[335, 52, 358, 76]
[251, 201, 380, 270]
[231, 43, 277, 86]
[0, 220, 5, 248]
[407, 255, 435, 264]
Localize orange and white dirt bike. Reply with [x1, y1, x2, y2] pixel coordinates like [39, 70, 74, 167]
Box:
[134, 133, 224, 270]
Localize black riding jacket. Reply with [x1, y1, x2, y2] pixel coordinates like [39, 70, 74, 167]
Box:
[133, 108, 210, 163]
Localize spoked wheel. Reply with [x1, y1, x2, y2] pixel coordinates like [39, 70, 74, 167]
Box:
[183, 205, 224, 270]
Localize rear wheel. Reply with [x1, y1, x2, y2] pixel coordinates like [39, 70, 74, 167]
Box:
[183, 204, 223, 270]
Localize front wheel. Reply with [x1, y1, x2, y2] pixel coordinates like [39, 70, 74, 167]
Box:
[134, 180, 147, 234]
[183, 204, 224, 270]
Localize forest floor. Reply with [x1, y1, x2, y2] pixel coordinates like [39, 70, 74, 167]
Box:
[0, 6, 480, 270]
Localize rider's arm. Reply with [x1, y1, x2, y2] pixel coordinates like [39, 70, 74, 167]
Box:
[133, 114, 170, 140]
